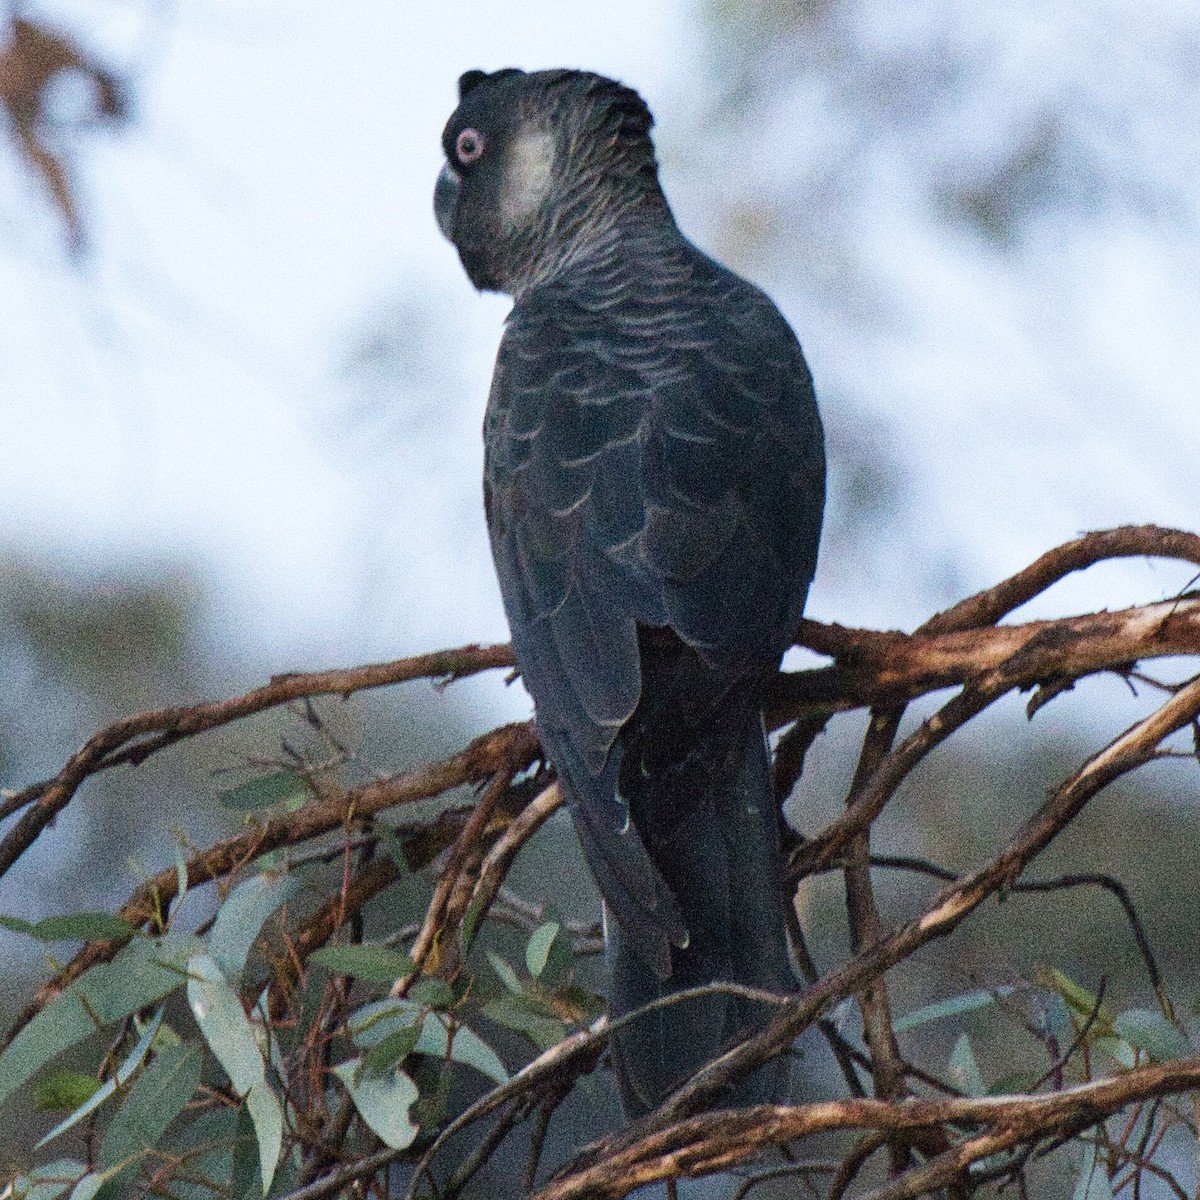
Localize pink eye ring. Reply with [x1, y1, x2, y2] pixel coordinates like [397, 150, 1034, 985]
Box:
[456, 128, 485, 164]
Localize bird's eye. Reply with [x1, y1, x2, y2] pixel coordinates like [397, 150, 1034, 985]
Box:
[456, 128, 485, 165]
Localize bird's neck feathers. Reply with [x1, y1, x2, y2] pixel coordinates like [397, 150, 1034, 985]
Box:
[502, 82, 676, 296]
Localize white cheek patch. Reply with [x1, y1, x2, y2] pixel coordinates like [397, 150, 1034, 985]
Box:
[501, 131, 556, 232]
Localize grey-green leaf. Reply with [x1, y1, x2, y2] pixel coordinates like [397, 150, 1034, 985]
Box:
[36, 1008, 164, 1149]
[948, 1032, 985, 1097]
[409, 978, 456, 1009]
[893, 988, 1011, 1034]
[482, 992, 566, 1052]
[363, 1021, 424, 1073]
[66, 1174, 106, 1200]
[10, 1159, 88, 1200]
[0, 936, 195, 1110]
[486, 950, 523, 995]
[0, 912, 137, 944]
[525, 922, 560, 979]
[99, 1042, 201, 1178]
[348, 998, 423, 1050]
[220, 771, 309, 812]
[210, 873, 301, 979]
[332, 1058, 419, 1150]
[417, 1014, 509, 1084]
[1072, 1141, 1114, 1200]
[309, 944, 416, 985]
[245, 1082, 283, 1194]
[186, 951, 264, 1097]
[1113, 1008, 1193, 1063]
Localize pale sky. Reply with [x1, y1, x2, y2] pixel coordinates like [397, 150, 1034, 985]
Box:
[2, 0, 1198, 726]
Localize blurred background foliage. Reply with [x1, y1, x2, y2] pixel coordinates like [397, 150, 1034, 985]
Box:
[2, 0, 1199, 1194]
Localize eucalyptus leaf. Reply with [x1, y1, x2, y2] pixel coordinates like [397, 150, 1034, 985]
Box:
[482, 992, 567, 1052]
[220, 771, 309, 812]
[349, 998, 424, 1050]
[409, 978, 456, 1009]
[309, 943, 415, 985]
[332, 1057, 419, 1150]
[36, 1008, 164, 1148]
[1113, 1008, 1192, 1063]
[363, 1021, 424, 1073]
[99, 1042, 201, 1180]
[210, 874, 301, 979]
[948, 1033, 985, 1097]
[486, 950, 523, 995]
[416, 1014, 509, 1084]
[10, 1158, 88, 1200]
[525, 922, 560, 978]
[0, 936, 194, 1110]
[1034, 967, 1115, 1035]
[245, 1082, 283, 1194]
[0, 912, 137, 944]
[893, 988, 1011, 1034]
[186, 952, 264, 1097]
[66, 1174, 106, 1200]
[1073, 1141, 1114, 1200]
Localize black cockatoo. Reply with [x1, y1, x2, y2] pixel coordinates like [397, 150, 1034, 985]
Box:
[434, 67, 825, 1116]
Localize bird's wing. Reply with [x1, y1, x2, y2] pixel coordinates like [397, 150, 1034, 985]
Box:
[484, 250, 824, 965]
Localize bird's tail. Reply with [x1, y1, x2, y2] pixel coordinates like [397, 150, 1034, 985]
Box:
[606, 709, 796, 1117]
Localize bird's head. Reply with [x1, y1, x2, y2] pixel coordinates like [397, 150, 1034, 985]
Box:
[433, 67, 668, 295]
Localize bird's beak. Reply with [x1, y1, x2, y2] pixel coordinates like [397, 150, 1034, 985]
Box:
[434, 162, 460, 242]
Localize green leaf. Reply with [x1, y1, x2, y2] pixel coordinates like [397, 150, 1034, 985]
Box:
[220, 771, 308, 812]
[1113, 1008, 1193, 1063]
[186, 952, 264, 1097]
[409, 978, 456, 1009]
[332, 1057, 419, 1150]
[36, 1009, 164, 1149]
[1093, 1034, 1137, 1069]
[309, 944, 416, 985]
[525, 922, 560, 979]
[1035, 967, 1116, 1036]
[0, 935, 195, 1110]
[486, 950, 523, 995]
[9, 1159, 88, 1200]
[348, 998, 423, 1049]
[66, 1174, 106, 1200]
[363, 1020, 424, 1074]
[35, 1071, 103, 1112]
[1040, 991, 1076, 1046]
[231, 1101, 259, 1200]
[417, 1014, 509, 1084]
[210, 873, 301, 979]
[167, 1107, 238, 1199]
[245, 1082, 283, 1194]
[482, 992, 567, 1052]
[351, 995, 506, 1089]
[893, 988, 1011, 1034]
[948, 1033, 985, 1097]
[1073, 1141, 1114, 1200]
[0, 912, 137, 944]
[99, 1042, 201, 1180]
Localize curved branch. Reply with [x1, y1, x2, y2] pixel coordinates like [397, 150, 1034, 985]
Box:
[552, 674, 1200, 1179]
[534, 1062, 1200, 1199]
[5, 721, 540, 1044]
